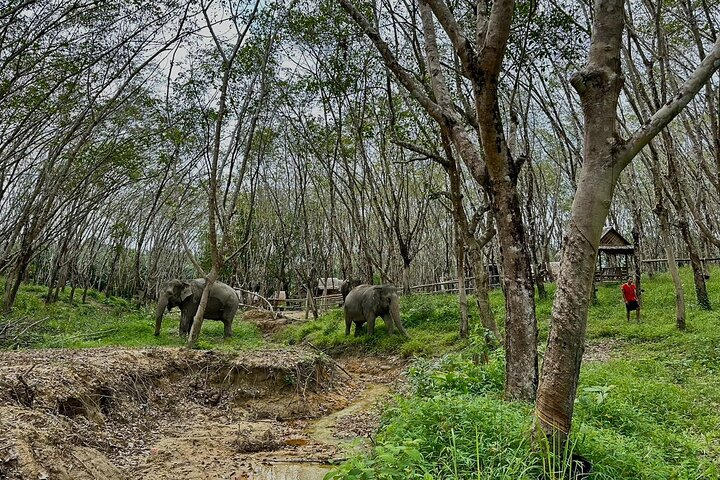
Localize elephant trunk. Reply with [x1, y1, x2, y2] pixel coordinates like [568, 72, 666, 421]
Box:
[391, 297, 409, 337]
[154, 296, 168, 336]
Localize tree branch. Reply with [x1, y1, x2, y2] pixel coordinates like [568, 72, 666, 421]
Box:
[177, 227, 206, 277]
[425, 0, 478, 79]
[337, 0, 445, 122]
[618, 36, 720, 168]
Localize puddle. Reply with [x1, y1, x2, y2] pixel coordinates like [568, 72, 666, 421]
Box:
[246, 461, 332, 479]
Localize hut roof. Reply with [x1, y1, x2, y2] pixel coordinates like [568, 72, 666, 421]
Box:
[599, 227, 634, 254]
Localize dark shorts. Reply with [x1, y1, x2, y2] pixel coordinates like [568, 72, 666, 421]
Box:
[626, 300, 639, 312]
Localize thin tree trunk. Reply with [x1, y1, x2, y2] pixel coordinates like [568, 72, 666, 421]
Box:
[456, 224, 469, 339]
[2, 243, 33, 313]
[665, 142, 711, 310]
[525, 162, 547, 299]
[188, 268, 218, 345]
[468, 244, 499, 340]
[402, 261, 411, 296]
[656, 201, 686, 330]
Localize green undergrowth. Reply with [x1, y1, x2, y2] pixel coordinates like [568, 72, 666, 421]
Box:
[0, 281, 263, 350]
[324, 267, 720, 479]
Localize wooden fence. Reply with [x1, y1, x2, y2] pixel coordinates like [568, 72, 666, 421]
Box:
[278, 294, 343, 312]
[259, 277, 500, 316]
[255, 258, 718, 315]
[247, 271, 507, 316]
[642, 257, 720, 275]
[410, 274, 502, 295]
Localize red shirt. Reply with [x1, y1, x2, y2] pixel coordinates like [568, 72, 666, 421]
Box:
[622, 283, 637, 302]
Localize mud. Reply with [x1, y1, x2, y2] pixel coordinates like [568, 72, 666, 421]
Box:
[0, 345, 406, 480]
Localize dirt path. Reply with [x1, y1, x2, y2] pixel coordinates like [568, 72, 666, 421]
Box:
[0, 345, 406, 480]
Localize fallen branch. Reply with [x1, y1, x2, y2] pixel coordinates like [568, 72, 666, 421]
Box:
[235, 288, 277, 319]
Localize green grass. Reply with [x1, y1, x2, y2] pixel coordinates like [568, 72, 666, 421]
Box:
[0, 281, 263, 350]
[276, 294, 473, 357]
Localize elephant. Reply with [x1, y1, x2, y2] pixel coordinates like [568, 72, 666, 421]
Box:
[340, 278, 362, 302]
[343, 284, 409, 337]
[154, 278, 239, 337]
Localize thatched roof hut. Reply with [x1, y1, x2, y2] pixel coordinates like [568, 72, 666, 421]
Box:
[595, 227, 634, 282]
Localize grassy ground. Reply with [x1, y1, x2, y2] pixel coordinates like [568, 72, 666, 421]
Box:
[0, 283, 264, 351]
[2, 268, 719, 478]
[323, 268, 720, 479]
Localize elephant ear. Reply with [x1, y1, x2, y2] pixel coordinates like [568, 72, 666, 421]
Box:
[180, 282, 193, 302]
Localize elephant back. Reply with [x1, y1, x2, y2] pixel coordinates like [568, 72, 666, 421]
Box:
[345, 284, 398, 311]
[190, 279, 238, 302]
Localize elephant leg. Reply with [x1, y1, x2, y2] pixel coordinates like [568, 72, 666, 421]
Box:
[366, 314, 376, 336]
[382, 314, 395, 335]
[345, 315, 352, 336]
[223, 306, 237, 338]
[179, 311, 190, 336]
[178, 312, 184, 336]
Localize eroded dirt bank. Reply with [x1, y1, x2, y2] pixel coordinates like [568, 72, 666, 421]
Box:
[0, 345, 406, 479]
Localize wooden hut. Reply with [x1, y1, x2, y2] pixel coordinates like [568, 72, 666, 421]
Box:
[316, 277, 344, 296]
[595, 227, 635, 282]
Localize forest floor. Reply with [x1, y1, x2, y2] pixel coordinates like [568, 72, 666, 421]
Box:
[0, 315, 408, 480]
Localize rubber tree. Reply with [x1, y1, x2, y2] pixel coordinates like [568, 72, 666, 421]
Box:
[339, 0, 538, 402]
[535, 0, 720, 451]
[186, 0, 269, 346]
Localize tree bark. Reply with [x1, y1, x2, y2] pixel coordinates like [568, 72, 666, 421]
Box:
[188, 268, 218, 345]
[455, 224, 469, 339]
[655, 199, 686, 331]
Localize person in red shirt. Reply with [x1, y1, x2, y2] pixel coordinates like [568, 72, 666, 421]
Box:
[621, 277, 640, 321]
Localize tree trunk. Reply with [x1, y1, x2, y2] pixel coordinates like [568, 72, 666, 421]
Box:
[468, 244, 499, 340]
[664, 142, 711, 310]
[629, 186, 643, 306]
[678, 219, 710, 310]
[456, 225, 469, 339]
[402, 261, 411, 296]
[487, 185, 538, 401]
[104, 244, 122, 298]
[535, 0, 720, 452]
[656, 202, 686, 330]
[525, 162, 547, 299]
[535, 0, 625, 449]
[188, 268, 218, 346]
[535, 167, 618, 447]
[2, 246, 32, 313]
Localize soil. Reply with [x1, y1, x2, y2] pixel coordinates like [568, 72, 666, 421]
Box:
[583, 338, 627, 362]
[0, 327, 407, 480]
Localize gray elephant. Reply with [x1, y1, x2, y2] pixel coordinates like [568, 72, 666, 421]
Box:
[343, 284, 409, 337]
[154, 278, 239, 337]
